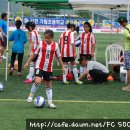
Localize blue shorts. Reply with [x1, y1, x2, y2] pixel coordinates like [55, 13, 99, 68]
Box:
[124, 51, 130, 70]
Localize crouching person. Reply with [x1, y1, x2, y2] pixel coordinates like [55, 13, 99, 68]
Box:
[79, 56, 109, 83]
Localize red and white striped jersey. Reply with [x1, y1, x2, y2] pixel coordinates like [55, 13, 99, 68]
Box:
[30, 30, 41, 54]
[35, 41, 61, 72]
[59, 30, 75, 57]
[79, 32, 96, 54]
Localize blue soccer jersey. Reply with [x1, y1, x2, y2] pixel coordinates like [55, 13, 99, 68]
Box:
[9, 29, 27, 53]
[0, 20, 7, 35]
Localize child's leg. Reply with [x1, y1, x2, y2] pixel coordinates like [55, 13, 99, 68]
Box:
[18, 53, 24, 73]
[45, 80, 52, 105]
[63, 62, 68, 83]
[27, 76, 41, 102]
[26, 62, 35, 80]
[26, 55, 38, 81]
[10, 52, 17, 69]
[71, 61, 83, 84]
[10, 52, 17, 75]
[45, 80, 56, 109]
[43, 71, 56, 108]
[71, 61, 78, 82]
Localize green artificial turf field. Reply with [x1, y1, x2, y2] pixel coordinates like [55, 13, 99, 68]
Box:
[0, 33, 130, 130]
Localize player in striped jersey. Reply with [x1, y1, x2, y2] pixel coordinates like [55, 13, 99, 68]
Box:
[23, 22, 41, 83]
[59, 23, 83, 84]
[24, 30, 65, 108]
[78, 22, 96, 76]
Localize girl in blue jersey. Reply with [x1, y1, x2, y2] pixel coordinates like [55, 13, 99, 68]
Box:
[9, 20, 27, 76]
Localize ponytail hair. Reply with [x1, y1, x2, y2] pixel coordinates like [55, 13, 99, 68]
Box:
[15, 20, 22, 29]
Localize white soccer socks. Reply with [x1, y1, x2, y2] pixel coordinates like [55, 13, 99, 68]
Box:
[72, 65, 79, 82]
[63, 65, 68, 83]
[46, 87, 56, 109]
[73, 65, 83, 84]
[26, 62, 35, 80]
[27, 83, 39, 103]
[46, 87, 52, 105]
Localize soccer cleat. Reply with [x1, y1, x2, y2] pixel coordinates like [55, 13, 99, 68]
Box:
[48, 103, 56, 109]
[75, 80, 83, 85]
[27, 96, 33, 103]
[9, 68, 14, 76]
[23, 79, 33, 83]
[63, 81, 69, 84]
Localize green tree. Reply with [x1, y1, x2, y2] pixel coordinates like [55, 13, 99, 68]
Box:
[76, 11, 91, 19]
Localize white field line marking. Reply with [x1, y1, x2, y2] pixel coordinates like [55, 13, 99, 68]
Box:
[0, 99, 130, 104]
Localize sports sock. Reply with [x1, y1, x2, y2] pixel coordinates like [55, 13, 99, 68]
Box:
[29, 83, 39, 97]
[46, 87, 52, 105]
[63, 65, 68, 82]
[72, 65, 79, 82]
[27, 62, 35, 80]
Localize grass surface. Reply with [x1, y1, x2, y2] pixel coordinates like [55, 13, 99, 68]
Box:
[0, 33, 129, 130]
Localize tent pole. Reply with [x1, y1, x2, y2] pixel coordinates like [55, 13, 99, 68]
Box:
[127, 1, 130, 21]
[110, 8, 113, 43]
[22, 5, 24, 29]
[92, 11, 94, 20]
[116, 5, 120, 43]
[97, 11, 99, 27]
[5, 1, 10, 81]
[64, 10, 65, 19]
[30, 7, 32, 21]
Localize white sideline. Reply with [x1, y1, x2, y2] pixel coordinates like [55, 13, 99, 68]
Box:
[0, 99, 130, 104]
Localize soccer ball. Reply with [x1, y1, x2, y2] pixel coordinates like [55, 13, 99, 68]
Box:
[75, 37, 81, 47]
[0, 82, 4, 91]
[34, 96, 46, 108]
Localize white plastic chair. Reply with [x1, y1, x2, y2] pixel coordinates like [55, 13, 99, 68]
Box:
[105, 44, 124, 70]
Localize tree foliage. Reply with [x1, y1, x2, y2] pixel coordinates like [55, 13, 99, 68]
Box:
[75, 11, 91, 18]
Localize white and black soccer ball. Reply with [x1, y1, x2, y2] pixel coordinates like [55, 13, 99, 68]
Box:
[34, 96, 46, 108]
[75, 37, 81, 47]
[0, 82, 4, 91]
